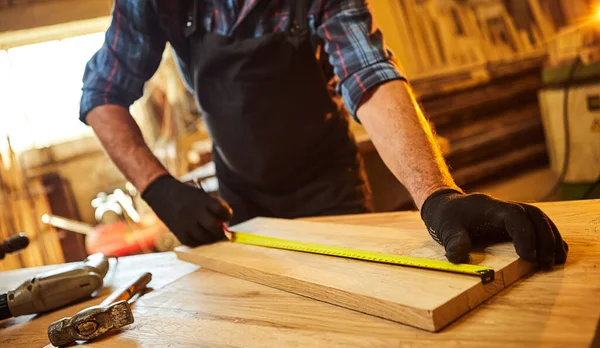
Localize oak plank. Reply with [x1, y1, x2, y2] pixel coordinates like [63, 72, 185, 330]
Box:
[177, 216, 533, 331]
[1, 200, 598, 347]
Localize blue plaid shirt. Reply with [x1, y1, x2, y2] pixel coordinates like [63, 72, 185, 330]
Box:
[80, 0, 404, 123]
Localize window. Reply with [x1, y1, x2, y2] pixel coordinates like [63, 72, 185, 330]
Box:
[0, 32, 105, 151]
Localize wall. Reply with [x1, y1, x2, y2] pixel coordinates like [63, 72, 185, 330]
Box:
[0, 0, 111, 32]
[368, 0, 410, 75]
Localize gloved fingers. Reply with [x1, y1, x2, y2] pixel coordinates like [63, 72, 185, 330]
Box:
[521, 204, 556, 267]
[206, 196, 233, 222]
[440, 222, 472, 264]
[501, 205, 537, 262]
[198, 212, 228, 241]
[175, 229, 201, 247]
[182, 224, 219, 246]
[547, 215, 568, 265]
[175, 217, 220, 247]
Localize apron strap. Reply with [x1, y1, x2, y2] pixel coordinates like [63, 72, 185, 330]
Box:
[182, 0, 198, 38]
[287, 0, 308, 37]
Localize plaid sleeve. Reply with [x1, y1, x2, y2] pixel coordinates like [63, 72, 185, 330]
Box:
[79, 0, 166, 124]
[316, 0, 405, 120]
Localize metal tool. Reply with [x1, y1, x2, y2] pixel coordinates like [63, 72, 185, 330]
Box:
[42, 214, 162, 257]
[41, 214, 96, 235]
[0, 253, 109, 320]
[0, 233, 29, 260]
[47, 272, 152, 347]
[224, 225, 496, 284]
[100, 272, 152, 305]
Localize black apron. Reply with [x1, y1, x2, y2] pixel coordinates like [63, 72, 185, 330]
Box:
[185, 0, 373, 224]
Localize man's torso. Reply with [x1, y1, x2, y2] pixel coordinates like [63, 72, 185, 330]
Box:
[152, 0, 337, 89]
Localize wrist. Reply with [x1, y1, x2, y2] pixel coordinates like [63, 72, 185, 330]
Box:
[416, 183, 463, 210]
[136, 168, 170, 193]
[140, 172, 172, 198]
[420, 188, 463, 245]
[420, 188, 463, 223]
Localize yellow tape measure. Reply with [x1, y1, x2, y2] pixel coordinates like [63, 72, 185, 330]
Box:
[227, 230, 495, 284]
[195, 181, 494, 284]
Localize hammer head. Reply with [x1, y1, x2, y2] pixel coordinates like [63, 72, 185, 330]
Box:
[47, 300, 134, 347]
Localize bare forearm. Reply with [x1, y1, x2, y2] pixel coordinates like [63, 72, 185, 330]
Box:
[356, 80, 460, 209]
[87, 105, 168, 192]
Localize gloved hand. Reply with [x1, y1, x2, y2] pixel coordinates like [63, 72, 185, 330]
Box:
[142, 174, 233, 246]
[421, 189, 568, 267]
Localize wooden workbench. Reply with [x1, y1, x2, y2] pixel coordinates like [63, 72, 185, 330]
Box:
[1, 200, 599, 347]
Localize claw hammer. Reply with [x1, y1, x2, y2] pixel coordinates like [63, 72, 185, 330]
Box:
[47, 272, 152, 347]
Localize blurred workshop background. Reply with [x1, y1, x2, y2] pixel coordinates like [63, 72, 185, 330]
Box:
[0, 0, 599, 269]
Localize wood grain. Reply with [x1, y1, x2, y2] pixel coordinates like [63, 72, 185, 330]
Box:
[0, 138, 65, 270]
[0, 252, 198, 347]
[528, 0, 555, 39]
[177, 216, 533, 331]
[1, 199, 599, 347]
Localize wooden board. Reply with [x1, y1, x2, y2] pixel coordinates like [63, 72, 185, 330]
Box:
[2, 200, 599, 347]
[176, 216, 534, 332]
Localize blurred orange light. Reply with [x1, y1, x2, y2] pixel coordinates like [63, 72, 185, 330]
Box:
[596, 7, 600, 21]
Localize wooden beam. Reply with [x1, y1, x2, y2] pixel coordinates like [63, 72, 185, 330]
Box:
[369, 0, 414, 75]
[453, 143, 548, 187]
[0, 0, 111, 33]
[0, 16, 110, 50]
[422, 72, 542, 125]
[506, 0, 535, 30]
[528, 0, 556, 39]
[559, 0, 591, 25]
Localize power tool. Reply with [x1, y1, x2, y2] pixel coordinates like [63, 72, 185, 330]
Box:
[0, 253, 109, 320]
[0, 233, 30, 260]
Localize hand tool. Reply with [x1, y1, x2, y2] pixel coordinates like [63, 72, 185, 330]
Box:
[0, 253, 109, 320]
[42, 214, 165, 257]
[41, 214, 96, 236]
[0, 233, 29, 260]
[47, 272, 152, 347]
[222, 225, 495, 284]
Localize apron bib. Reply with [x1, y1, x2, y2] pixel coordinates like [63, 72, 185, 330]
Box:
[185, 0, 373, 224]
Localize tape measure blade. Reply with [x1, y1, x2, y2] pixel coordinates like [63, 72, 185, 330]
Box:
[230, 231, 494, 284]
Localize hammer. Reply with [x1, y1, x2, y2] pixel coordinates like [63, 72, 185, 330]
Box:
[47, 272, 152, 347]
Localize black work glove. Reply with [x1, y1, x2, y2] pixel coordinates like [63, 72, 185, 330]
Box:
[142, 174, 233, 246]
[421, 189, 568, 267]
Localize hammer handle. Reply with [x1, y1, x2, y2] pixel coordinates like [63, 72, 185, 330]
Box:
[101, 272, 152, 306]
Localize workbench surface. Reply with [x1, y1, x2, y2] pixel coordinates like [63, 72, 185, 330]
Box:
[1, 200, 599, 347]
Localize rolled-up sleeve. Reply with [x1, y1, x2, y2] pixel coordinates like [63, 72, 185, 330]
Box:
[80, 0, 166, 124]
[316, 0, 405, 120]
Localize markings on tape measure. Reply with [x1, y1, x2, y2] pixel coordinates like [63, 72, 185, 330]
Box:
[227, 230, 495, 284]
